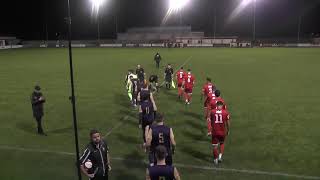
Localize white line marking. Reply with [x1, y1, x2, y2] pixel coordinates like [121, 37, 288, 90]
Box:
[0, 145, 319, 179]
[104, 115, 129, 137]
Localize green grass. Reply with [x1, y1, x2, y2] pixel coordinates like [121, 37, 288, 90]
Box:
[0, 48, 320, 180]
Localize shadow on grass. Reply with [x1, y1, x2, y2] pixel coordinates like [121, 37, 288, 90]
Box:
[16, 121, 36, 134]
[180, 144, 211, 162]
[180, 109, 203, 120]
[114, 92, 132, 109]
[162, 88, 177, 98]
[116, 133, 141, 145]
[182, 130, 207, 142]
[47, 126, 74, 134]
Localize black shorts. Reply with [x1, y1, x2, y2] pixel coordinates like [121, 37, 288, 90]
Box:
[90, 173, 108, 180]
[165, 76, 172, 82]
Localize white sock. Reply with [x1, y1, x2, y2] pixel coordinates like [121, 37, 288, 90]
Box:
[219, 153, 222, 160]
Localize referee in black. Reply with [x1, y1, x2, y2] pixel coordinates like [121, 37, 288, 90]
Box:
[30, 85, 46, 135]
[164, 64, 174, 89]
[154, 52, 162, 69]
[79, 129, 111, 180]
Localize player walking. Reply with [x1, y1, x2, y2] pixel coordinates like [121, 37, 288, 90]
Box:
[176, 67, 186, 99]
[146, 113, 176, 166]
[209, 101, 230, 165]
[146, 145, 181, 180]
[139, 96, 155, 150]
[182, 69, 195, 105]
[138, 83, 157, 112]
[202, 78, 216, 118]
[206, 90, 227, 135]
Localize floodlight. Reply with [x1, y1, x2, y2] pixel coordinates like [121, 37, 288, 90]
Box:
[90, 0, 105, 14]
[169, 0, 189, 11]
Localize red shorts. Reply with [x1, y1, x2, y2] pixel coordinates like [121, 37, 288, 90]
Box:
[211, 135, 225, 145]
[177, 81, 183, 87]
[184, 88, 193, 94]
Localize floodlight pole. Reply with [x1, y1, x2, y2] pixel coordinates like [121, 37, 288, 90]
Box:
[66, 0, 82, 180]
[97, 14, 101, 44]
[297, 14, 302, 43]
[252, 0, 256, 44]
[213, 0, 217, 39]
[179, 11, 182, 25]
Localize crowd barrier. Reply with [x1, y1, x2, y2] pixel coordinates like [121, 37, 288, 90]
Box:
[1, 43, 320, 50]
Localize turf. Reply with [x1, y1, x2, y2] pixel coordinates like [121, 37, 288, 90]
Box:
[0, 48, 319, 180]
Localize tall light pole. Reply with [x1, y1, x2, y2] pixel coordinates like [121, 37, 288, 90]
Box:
[297, 14, 302, 43]
[213, 0, 217, 39]
[253, 0, 256, 43]
[66, 0, 82, 180]
[97, 14, 101, 43]
[90, 0, 106, 44]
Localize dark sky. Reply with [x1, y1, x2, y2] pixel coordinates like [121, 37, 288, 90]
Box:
[1, 0, 320, 40]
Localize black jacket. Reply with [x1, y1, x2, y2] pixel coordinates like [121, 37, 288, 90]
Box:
[30, 91, 45, 118]
[79, 140, 109, 177]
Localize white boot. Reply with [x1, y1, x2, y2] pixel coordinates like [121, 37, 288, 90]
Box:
[218, 153, 223, 162]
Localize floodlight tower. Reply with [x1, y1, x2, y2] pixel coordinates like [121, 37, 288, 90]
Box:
[66, 0, 82, 180]
[90, 0, 106, 43]
[253, 0, 256, 43]
[169, 0, 189, 25]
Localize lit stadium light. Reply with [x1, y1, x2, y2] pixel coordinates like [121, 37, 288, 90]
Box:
[228, 0, 257, 22]
[162, 0, 190, 25]
[90, 0, 106, 15]
[169, 0, 190, 11]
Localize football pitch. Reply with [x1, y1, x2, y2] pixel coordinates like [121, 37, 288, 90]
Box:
[0, 48, 320, 180]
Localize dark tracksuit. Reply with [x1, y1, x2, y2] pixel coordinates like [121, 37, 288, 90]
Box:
[164, 68, 174, 89]
[154, 54, 161, 68]
[136, 68, 145, 82]
[30, 91, 45, 134]
[79, 140, 110, 180]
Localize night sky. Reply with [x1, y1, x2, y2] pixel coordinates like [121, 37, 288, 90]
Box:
[1, 0, 320, 40]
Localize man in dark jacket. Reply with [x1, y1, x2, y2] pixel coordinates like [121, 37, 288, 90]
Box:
[80, 129, 111, 180]
[30, 85, 46, 135]
[154, 52, 162, 69]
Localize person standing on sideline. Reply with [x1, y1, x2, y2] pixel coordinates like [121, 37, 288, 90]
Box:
[30, 85, 46, 135]
[164, 64, 174, 89]
[154, 52, 162, 69]
[136, 64, 145, 82]
[80, 129, 111, 180]
[146, 145, 181, 180]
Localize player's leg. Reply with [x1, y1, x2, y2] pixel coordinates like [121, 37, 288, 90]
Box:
[184, 89, 189, 104]
[218, 136, 226, 162]
[207, 117, 212, 136]
[132, 92, 137, 107]
[142, 122, 147, 147]
[212, 136, 219, 165]
[187, 92, 192, 104]
[148, 151, 156, 166]
[36, 116, 44, 134]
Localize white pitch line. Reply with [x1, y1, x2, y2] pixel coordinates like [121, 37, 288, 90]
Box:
[104, 115, 129, 137]
[0, 145, 319, 180]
